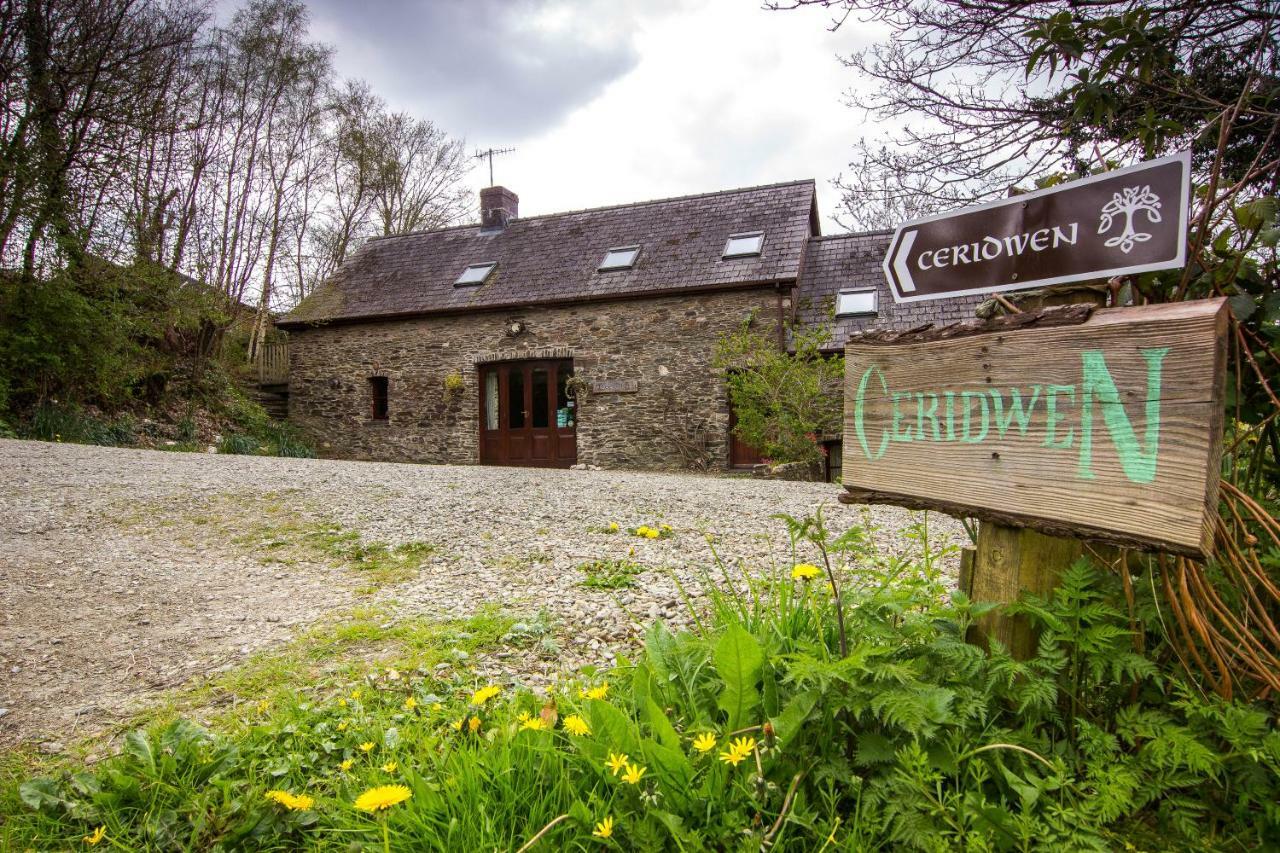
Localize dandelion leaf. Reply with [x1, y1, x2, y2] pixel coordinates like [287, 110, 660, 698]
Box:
[714, 624, 763, 730]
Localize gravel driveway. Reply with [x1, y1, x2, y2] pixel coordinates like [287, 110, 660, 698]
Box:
[0, 439, 961, 748]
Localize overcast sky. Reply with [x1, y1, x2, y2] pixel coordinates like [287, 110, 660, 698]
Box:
[296, 0, 881, 232]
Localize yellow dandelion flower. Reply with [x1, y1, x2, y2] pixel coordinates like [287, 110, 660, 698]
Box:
[354, 784, 412, 813]
[582, 682, 610, 701]
[431, 702, 444, 713]
[644, 527, 659, 539]
[265, 790, 314, 811]
[621, 763, 647, 784]
[83, 826, 106, 845]
[605, 752, 628, 775]
[256, 699, 271, 714]
[470, 685, 501, 705]
[563, 714, 590, 736]
[337, 721, 349, 732]
[451, 718, 464, 731]
[608, 522, 619, 532]
[350, 689, 362, 701]
[720, 735, 757, 766]
[340, 758, 355, 771]
[403, 697, 417, 711]
[381, 761, 398, 773]
[468, 716, 482, 733]
[517, 710, 532, 723]
[359, 741, 375, 753]
[339, 698, 347, 708]
[520, 717, 546, 731]
[719, 746, 747, 766]
[791, 563, 822, 581]
[592, 816, 614, 838]
[692, 732, 717, 753]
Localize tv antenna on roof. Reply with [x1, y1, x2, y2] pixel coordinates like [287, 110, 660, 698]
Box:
[473, 147, 515, 186]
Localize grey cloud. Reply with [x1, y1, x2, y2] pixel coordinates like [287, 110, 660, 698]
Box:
[306, 0, 647, 138]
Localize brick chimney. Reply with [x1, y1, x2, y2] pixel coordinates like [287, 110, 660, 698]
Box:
[480, 186, 518, 229]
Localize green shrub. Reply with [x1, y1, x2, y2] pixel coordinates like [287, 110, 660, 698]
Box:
[7, 513, 1278, 851]
[25, 403, 136, 446]
[713, 320, 843, 465]
[218, 433, 260, 455]
[264, 422, 316, 458]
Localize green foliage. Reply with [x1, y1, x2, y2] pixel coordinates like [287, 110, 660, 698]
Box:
[0, 262, 221, 416]
[219, 432, 260, 455]
[25, 403, 137, 446]
[6, 514, 1278, 851]
[713, 319, 843, 465]
[578, 557, 645, 590]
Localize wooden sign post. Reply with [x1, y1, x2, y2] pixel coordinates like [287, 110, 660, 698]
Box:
[840, 299, 1228, 651]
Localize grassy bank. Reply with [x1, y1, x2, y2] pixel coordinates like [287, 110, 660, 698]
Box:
[4, 514, 1278, 850]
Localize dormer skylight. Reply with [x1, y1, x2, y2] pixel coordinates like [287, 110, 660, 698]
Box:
[835, 289, 878, 317]
[599, 245, 640, 271]
[722, 231, 764, 259]
[455, 261, 497, 286]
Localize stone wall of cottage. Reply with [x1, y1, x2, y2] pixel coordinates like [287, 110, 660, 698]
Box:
[286, 287, 780, 470]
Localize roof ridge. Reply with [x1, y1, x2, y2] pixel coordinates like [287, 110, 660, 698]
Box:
[809, 228, 892, 241]
[369, 178, 817, 244]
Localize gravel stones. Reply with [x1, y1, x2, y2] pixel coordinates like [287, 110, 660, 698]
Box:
[0, 438, 961, 746]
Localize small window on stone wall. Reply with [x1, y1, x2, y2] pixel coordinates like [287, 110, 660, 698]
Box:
[370, 376, 389, 420]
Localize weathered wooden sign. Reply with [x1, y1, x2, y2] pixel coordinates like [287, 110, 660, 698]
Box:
[840, 299, 1227, 557]
[882, 151, 1190, 303]
[594, 379, 638, 394]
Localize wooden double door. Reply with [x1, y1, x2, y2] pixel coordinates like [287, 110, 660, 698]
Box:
[479, 360, 577, 467]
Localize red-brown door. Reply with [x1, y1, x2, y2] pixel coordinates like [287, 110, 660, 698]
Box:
[479, 360, 577, 467]
[728, 398, 765, 468]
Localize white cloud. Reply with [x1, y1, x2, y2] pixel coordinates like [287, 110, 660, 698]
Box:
[299, 0, 885, 230]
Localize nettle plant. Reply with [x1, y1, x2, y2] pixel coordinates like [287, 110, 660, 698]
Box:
[10, 512, 1280, 850]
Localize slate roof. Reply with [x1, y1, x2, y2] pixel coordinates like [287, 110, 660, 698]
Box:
[280, 179, 818, 327]
[793, 231, 985, 351]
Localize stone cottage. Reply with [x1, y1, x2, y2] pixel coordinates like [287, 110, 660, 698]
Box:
[278, 180, 979, 471]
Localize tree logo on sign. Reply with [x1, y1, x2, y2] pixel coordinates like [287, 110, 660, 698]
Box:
[1098, 185, 1162, 253]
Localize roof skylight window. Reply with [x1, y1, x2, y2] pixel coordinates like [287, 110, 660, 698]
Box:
[599, 245, 640, 271]
[455, 261, 497, 286]
[722, 231, 764, 259]
[835, 289, 878, 317]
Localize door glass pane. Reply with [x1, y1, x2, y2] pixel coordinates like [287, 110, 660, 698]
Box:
[531, 368, 549, 428]
[484, 372, 498, 430]
[556, 366, 575, 429]
[507, 368, 525, 428]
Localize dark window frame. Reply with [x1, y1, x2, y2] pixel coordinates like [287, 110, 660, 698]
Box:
[369, 376, 389, 421]
[598, 245, 641, 271]
[722, 231, 765, 259]
[455, 261, 498, 287]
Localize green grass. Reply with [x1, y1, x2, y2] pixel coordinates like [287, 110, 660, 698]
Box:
[5, 514, 1279, 851]
[114, 490, 437, 590]
[577, 557, 645, 589]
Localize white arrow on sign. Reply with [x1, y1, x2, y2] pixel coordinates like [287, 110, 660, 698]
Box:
[890, 228, 917, 293]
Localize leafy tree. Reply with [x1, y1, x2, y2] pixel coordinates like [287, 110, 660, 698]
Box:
[714, 321, 843, 466]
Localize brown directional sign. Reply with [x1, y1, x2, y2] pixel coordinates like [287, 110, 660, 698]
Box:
[883, 152, 1190, 303]
[840, 299, 1227, 557]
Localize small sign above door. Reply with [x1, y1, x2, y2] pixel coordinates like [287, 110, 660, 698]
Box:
[594, 379, 638, 394]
